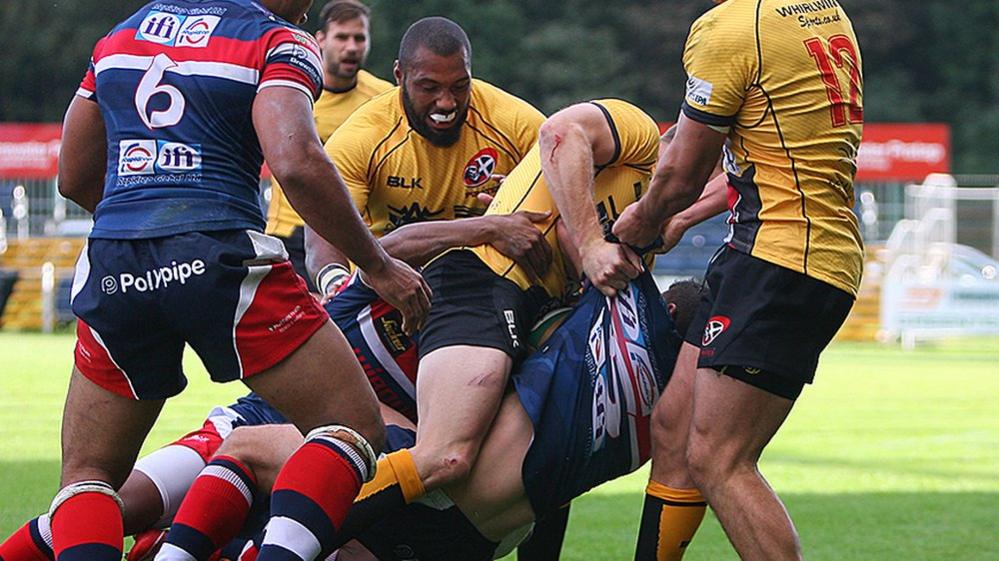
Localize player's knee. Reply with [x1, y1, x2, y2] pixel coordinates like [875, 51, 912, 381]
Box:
[217, 425, 300, 491]
[685, 433, 750, 492]
[650, 401, 684, 454]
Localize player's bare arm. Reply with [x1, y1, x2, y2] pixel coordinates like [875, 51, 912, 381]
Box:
[253, 86, 431, 333]
[539, 103, 643, 296]
[57, 96, 106, 213]
[304, 211, 552, 297]
[659, 171, 729, 253]
[613, 114, 725, 247]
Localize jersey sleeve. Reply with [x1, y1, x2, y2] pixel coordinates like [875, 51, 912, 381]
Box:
[76, 36, 108, 101]
[590, 100, 660, 169]
[680, 7, 757, 127]
[258, 27, 324, 102]
[324, 118, 373, 224]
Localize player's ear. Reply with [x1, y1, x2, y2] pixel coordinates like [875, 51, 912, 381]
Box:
[393, 60, 402, 85]
[667, 302, 677, 319]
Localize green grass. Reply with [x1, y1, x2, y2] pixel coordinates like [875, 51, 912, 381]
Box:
[1, 333, 997, 560]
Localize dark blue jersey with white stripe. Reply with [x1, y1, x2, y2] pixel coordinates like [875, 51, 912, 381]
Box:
[77, 0, 323, 239]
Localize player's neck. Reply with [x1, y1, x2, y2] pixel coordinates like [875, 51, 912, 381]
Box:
[324, 73, 359, 94]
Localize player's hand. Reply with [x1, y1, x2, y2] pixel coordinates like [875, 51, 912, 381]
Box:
[359, 257, 431, 335]
[476, 192, 495, 206]
[658, 215, 688, 254]
[488, 210, 553, 282]
[581, 239, 644, 298]
[612, 202, 664, 249]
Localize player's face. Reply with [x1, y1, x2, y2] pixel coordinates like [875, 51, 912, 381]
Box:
[316, 16, 370, 83]
[396, 47, 472, 147]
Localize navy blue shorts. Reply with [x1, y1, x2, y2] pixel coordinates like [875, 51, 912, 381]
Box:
[325, 274, 419, 423]
[515, 271, 682, 516]
[71, 230, 328, 400]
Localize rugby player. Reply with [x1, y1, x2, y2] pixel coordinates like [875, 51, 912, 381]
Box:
[25, 1, 430, 560]
[613, 1, 865, 559]
[304, 16, 548, 300]
[227, 271, 700, 561]
[332, 97, 664, 551]
[265, 0, 393, 290]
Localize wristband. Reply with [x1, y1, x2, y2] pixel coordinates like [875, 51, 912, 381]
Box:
[316, 263, 351, 296]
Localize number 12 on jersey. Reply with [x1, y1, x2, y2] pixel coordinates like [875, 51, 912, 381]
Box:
[805, 35, 863, 127]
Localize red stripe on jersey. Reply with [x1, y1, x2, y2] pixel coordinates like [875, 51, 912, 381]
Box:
[93, 28, 263, 70]
[75, 320, 136, 399]
[234, 261, 327, 378]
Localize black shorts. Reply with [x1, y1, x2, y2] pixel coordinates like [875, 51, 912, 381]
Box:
[418, 250, 546, 361]
[276, 226, 317, 293]
[685, 246, 854, 400]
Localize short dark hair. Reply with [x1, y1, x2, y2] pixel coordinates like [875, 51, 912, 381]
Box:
[663, 279, 705, 336]
[318, 0, 370, 30]
[398, 17, 471, 69]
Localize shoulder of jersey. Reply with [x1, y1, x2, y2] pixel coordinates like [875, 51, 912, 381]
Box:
[356, 70, 395, 96]
[331, 86, 403, 141]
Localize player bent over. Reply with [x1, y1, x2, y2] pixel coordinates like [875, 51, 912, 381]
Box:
[16, 1, 430, 561]
[332, 98, 662, 549]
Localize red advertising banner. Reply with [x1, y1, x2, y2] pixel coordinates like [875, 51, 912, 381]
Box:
[656, 122, 950, 182]
[0, 122, 952, 182]
[855, 123, 950, 181]
[0, 124, 62, 179]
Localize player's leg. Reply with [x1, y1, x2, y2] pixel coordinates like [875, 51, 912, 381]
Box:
[634, 342, 707, 561]
[52, 368, 164, 561]
[685, 368, 797, 561]
[245, 322, 385, 561]
[175, 230, 385, 561]
[153, 424, 302, 561]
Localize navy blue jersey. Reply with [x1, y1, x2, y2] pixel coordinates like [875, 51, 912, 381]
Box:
[516, 272, 682, 515]
[77, 0, 323, 239]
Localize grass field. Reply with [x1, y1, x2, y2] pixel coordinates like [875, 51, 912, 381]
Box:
[1, 332, 997, 560]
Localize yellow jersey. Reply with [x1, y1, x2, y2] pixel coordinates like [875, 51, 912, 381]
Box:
[265, 70, 394, 237]
[471, 99, 661, 302]
[325, 79, 545, 238]
[682, 0, 864, 295]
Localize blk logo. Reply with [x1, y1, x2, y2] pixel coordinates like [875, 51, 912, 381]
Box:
[702, 315, 731, 346]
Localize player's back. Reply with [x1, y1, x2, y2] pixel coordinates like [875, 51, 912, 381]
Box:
[683, 0, 864, 294]
[80, 0, 322, 239]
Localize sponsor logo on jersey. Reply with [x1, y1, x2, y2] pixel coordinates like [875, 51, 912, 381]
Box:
[103, 259, 207, 294]
[118, 140, 157, 175]
[685, 74, 714, 107]
[463, 147, 499, 189]
[176, 16, 221, 48]
[156, 141, 202, 173]
[588, 310, 606, 369]
[386, 176, 423, 189]
[504, 309, 520, 349]
[702, 315, 731, 346]
[136, 11, 184, 44]
[137, 11, 219, 47]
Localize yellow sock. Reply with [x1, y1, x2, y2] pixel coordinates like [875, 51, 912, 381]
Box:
[635, 480, 707, 561]
[356, 449, 425, 504]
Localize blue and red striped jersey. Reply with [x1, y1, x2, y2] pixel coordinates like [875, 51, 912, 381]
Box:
[77, 0, 323, 239]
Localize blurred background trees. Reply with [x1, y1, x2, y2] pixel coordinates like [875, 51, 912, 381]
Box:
[2, 0, 995, 171]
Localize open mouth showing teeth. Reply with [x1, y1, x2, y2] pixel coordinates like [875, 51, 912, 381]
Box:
[430, 112, 456, 124]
